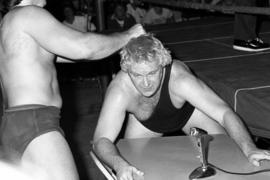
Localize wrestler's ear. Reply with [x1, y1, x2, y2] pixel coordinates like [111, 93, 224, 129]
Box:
[160, 48, 172, 66]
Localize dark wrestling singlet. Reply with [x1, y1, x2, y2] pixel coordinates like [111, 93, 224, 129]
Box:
[140, 63, 195, 133]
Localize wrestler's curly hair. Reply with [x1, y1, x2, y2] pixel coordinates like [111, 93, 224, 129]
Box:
[120, 33, 172, 72]
[4, 0, 23, 10]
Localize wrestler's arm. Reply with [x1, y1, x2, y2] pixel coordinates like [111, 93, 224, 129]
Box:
[171, 61, 270, 166]
[92, 83, 144, 179]
[21, 6, 145, 60]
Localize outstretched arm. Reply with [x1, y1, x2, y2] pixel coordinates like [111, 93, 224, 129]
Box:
[172, 62, 270, 166]
[189, 79, 270, 166]
[21, 6, 145, 60]
[222, 110, 270, 166]
[92, 84, 144, 180]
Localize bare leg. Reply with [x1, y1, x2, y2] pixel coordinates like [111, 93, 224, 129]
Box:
[182, 108, 227, 135]
[22, 131, 79, 180]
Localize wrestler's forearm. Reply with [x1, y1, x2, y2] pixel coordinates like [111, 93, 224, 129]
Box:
[82, 24, 144, 60]
[223, 110, 257, 156]
[83, 32, 130, 60]
[93, 137, 130, 172]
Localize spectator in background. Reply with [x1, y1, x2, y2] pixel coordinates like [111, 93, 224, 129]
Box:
[106, 2, 137, 86]
[126, 0, 146, 24]
[107, 2, 136, 30]
[71, 0, 82, 14]
[62, 3, 96, 32]
[169, 0, 183, 23]
[233, 0, 270, 52]
[143, 5, 174, 25]
[172, 10, 183, 23]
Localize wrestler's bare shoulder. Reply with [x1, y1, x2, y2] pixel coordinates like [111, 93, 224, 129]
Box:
[108, 71, 133, 93]
[106, 71, 136, 103]
[170, 60, 194, 80]
[0, 6, 56, 60]
[3, 5, 49, 26]
[169, 60, 198, 92]
[167, 60, 197, 107]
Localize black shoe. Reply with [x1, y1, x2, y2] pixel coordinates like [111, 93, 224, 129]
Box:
[233, 38, 270, 52]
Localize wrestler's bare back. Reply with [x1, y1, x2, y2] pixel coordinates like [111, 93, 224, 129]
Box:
[0, 8, 61, 108]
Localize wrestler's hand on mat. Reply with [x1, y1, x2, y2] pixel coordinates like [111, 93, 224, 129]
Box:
[117, 165, 144, 180]
[127, 24, 146, 39]
[247, 149, 270, 166]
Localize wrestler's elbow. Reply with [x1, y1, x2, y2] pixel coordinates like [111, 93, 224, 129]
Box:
[76, 45, 95, 60]
[75, 36, 106, 60]
[221, 108, 239, 125]
[93, 132, 112, 145]
[66, 37, 96, 60]
[92, 137, 114, 153]
[212, 105, 232, 127]
[77, 46, 104, 60]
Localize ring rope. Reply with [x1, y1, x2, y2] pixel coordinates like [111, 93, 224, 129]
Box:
[141, 0, 270, 16]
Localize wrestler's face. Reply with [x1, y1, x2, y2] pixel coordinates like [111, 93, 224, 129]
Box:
[114, 5, 126, 20]
[128, 60, 164, 97]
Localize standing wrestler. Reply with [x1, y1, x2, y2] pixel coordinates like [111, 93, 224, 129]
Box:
[93, 34, 270, 180]
[0, 0, 145, 180]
